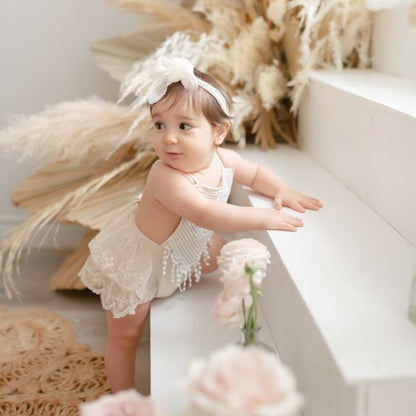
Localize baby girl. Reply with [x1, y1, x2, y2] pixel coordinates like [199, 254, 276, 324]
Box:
[79, 56, 322, 392]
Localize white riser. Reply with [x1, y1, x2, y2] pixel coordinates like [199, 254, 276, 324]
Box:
[233, 227, 360, 416]
[367, 379, 416, 416]
[298, 69, 416, 246]
[372, 2, 416, 82]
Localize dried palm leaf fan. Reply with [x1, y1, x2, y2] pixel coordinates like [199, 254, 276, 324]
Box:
[11, 162, 99, 215]
[11, 141, 156, 228]
[107, 0, 211, 33]
[49, 230, 98, 290]
[91, 19, 177, 83]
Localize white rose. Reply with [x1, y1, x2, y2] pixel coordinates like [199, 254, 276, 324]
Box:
[219, 259, 251, 297]
[79, 389, 164, 416]
[177, 344, 303, 416]
[212, 290, 244, 329]
[252, 269, 265, 286]
[217, 239, 271, 273]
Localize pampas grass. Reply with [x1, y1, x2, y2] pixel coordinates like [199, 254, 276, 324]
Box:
[230, 17, 272, 89]
[286, 0, 373, 110]
[0, 97, 147, 167]
[255, 62, 287, 111]
[193, 0, 247, 44]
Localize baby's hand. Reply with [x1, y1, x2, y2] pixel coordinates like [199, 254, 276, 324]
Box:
[259, 208, 304, 232]
[274, 186, 323, 213]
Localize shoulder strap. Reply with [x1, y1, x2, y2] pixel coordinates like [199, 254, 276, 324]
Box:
[215, 151, 226, 170]
[183, 153, 225, 186]
[185, 173, 200, 185]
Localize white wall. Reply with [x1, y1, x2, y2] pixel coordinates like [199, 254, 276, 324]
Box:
[0, 0, 138, 245]
[372, 1, 416, 81]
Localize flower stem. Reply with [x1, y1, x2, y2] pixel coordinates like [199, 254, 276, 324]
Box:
[242, 266, 261, 346]
[242, 298, 247, 328]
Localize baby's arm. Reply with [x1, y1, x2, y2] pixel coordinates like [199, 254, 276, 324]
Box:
[147, 162, 303, 233]
[218, 147, 323, 213]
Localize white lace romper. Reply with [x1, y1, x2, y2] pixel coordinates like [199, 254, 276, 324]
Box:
[78, 152, 233, 318]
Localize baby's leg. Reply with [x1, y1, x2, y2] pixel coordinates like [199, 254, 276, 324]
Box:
[201, 233, 226, 274]
[104, 301, 150, 392]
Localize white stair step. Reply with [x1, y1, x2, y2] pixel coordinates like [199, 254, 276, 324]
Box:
[230, 144, 416, 416]
[371, 2, 416, 82]
[299, 69, 416, 246]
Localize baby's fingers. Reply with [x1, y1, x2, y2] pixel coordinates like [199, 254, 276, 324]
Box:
[286, 200, 306, 213]
[265, 209, 303, 231]
[302, 196, 323, 210]
[281, 213, 304, 227]
[279, 222, 297, 232]
[274, 197, 283, 210]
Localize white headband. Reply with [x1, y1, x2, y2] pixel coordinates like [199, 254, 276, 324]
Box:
[147, 56, 231, 117]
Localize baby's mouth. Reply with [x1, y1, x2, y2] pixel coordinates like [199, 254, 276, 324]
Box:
[166, 151, 184, 158]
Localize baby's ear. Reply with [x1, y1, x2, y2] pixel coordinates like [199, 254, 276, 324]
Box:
[214, 121, 231, 145]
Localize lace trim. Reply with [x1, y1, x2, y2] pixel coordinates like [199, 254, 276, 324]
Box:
[89, 249, 144, 290]
[80, 266, 146, 319]
[161, 244, 211, 292]
[79, 243, 154, 319]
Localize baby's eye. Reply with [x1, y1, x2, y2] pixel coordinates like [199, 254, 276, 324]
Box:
[179, 123, 191, 131]
[154, 122, 164, 130]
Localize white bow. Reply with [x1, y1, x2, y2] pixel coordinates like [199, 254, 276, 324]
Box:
[147, 56, 230, 117]
[147, 57, 197, 104]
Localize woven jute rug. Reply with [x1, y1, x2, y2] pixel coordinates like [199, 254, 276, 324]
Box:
[0, 307, 110, 415]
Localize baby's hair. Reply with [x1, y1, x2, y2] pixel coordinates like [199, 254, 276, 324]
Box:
[150, 68, 233, 127]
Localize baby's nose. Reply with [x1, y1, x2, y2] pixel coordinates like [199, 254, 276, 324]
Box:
[164, 132, 178, 144]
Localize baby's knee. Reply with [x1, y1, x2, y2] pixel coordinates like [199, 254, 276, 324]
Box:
[201, 233, 226, 274]
[108, 325, 142, 349]
[201, 259, 219, 274]
[106, 304, 150, 348]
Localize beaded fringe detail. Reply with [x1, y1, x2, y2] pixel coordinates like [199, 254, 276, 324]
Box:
[162, 245, 211, 292]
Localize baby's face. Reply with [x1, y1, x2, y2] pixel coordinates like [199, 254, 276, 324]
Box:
[150, 93, 222, 173]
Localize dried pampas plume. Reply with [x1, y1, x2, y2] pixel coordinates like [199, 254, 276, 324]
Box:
[230, 17, 272, 89]
[0, 98, 147, 167]
[255, 63, 286, 111]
